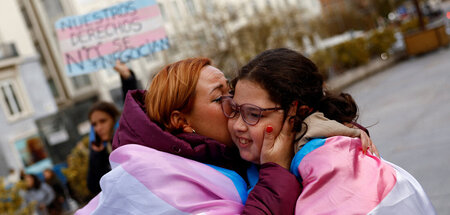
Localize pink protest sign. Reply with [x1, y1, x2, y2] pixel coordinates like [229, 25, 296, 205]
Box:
[55, 0, 169, 76]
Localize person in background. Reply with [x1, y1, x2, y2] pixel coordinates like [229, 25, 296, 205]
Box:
[43, 169, 66, 215]
[86, 102, 120, 195]
[86, 60, 138, 195]
[24, 174, 55, 215]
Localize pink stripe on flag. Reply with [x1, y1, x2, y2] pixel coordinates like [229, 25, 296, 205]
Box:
[295, 136, 397, 215]
[109, 145, 244, 214]
[63, 27, 166, 65]
[56, 5, 160, 40]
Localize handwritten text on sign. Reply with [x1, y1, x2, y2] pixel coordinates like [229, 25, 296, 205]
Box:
[55, 0, 169, 76]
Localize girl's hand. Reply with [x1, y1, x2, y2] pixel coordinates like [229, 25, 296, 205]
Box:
[260, 107, 296, 169]
[360, 130, 380, 158]
[344, 122, 380, 158]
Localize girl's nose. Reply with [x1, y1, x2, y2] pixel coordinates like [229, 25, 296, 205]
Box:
[232, 114, 248, 132]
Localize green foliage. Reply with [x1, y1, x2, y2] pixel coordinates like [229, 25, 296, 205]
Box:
[311, 48, 333, 80]
[62, 136, 92, 204]
[0, 179, 35, 215]
[309, 5, 376, 38]
[367, 28, 396, 57]
[311, 26, 397, 79]
[334, 37, 370, 70]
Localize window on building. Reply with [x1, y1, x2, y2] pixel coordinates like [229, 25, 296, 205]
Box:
[185, 0, 196, 15]
[70, 74, 92, 90]
[0, 79, 29, 120]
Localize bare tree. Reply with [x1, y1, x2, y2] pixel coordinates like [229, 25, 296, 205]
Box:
[172, 1, 309, 77]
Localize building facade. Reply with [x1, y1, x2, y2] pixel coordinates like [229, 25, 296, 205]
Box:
[19, 0, 322, 109]
[0, 0, 57, 176]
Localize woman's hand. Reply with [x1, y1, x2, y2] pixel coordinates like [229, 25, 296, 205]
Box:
[260, 108, 296, 169]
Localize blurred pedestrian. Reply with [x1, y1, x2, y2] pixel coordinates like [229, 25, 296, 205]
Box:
[43, 169, 65, 215]
[86, 60, 137, 195]
[24, 174, 55, 215]
[86, 102, 120, 195]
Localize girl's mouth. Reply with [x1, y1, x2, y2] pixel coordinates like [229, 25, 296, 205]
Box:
[237, 137, 252, 148]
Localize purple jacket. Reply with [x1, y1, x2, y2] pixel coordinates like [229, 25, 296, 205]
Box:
[112, 90, 301, 214]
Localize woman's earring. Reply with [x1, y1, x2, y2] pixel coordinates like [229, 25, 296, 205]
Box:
[192, 128, 196, 134]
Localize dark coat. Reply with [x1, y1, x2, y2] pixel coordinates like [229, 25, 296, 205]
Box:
[112, 90, 302, 214]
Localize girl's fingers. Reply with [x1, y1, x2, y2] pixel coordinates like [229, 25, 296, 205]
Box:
[260, 105, 296, 169]
[262, 125, 276, 151]
[360, 130, 380, 158]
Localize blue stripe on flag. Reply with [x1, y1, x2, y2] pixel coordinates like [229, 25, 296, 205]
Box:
[290, 138, 326, 181]
[206, 164, 248, 204]
[246, 164, 259, 195]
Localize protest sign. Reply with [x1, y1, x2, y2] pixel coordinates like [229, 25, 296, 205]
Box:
[55, 0, 169, 76]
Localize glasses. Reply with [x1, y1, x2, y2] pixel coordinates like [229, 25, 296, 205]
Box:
[220, 96, 282, 125]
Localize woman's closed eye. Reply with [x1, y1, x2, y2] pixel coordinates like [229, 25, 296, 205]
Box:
[212, 96, 222, 103]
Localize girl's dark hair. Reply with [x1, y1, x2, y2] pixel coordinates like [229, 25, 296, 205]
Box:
[232, 48, 358, 133]
[88, 102, 120, 122]
[27, 174, 41, 190]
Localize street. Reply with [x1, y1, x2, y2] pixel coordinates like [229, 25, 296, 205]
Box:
[346, 48, 450, 214]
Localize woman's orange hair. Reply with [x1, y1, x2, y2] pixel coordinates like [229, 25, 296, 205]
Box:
[145, 57, 211, 132]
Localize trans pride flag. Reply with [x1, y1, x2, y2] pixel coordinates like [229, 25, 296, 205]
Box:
[76, 144, 248, 215]
[291, 136, 436, 215]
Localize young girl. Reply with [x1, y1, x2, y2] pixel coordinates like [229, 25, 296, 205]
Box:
[224, 48, 436, 214]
